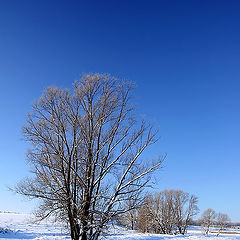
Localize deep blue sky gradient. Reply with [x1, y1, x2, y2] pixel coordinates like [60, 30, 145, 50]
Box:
[0, 1, 240, 221]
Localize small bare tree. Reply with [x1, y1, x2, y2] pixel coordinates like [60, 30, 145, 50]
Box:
[121, 197, 138, 230]
[15, 74, 162, 240]
[136, 196, 154, 233]
[201, 208, 216, 235]
[136, 190, 198, 235]
[216, 213, 230, 236]
[173, 190, 199, 234]
[153, 190, 176, 234]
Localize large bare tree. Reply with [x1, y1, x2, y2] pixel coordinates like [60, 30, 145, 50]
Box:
[15, 74, 162, 240]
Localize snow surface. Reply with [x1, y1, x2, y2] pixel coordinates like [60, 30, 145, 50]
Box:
[0, 212, 240, 240]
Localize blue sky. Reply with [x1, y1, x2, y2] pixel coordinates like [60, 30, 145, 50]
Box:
[0, 1, 240, 221]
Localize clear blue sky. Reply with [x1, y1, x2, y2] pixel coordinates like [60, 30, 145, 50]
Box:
[0, 1, 240, 221]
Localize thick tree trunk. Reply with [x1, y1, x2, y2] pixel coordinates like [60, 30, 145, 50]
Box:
[68, 207, 80, 240]
[70, 224, 80, 240]
[81, 231, 87, 240]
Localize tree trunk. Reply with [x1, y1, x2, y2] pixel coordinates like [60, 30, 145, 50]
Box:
[68, 207, 80, 240]
[70, 224, 80, 240]
[81, 231, 87, 240]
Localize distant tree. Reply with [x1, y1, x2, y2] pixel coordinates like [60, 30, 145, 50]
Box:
[173, 190, 199, 234]
[152, 190, 176, 234]
[121, 197, 138, 230]
[15, 74, 162, 240]
[216, 213, 230, 236]
[136, 196, 154, 233]
[136, 190, 198, 235]
[201, 208, 216, 235]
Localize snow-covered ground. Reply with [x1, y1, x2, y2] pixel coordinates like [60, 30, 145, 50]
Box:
[0, 212, 240, 240]
[0, 212, 68, 239]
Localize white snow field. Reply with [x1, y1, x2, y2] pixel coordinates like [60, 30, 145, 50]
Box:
[0, 212, 240, 240]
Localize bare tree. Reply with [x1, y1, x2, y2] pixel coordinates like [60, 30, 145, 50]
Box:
[136, 190, 198, 235]
[121, 197, 138, 230]
[173, 190, 199, 234]
[136, 196, 154, 233]
[201, 208, 216, 235]
[216, 213, 230, 236]
[15, 74, 162, 240]
[152, 190, 176, 234]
